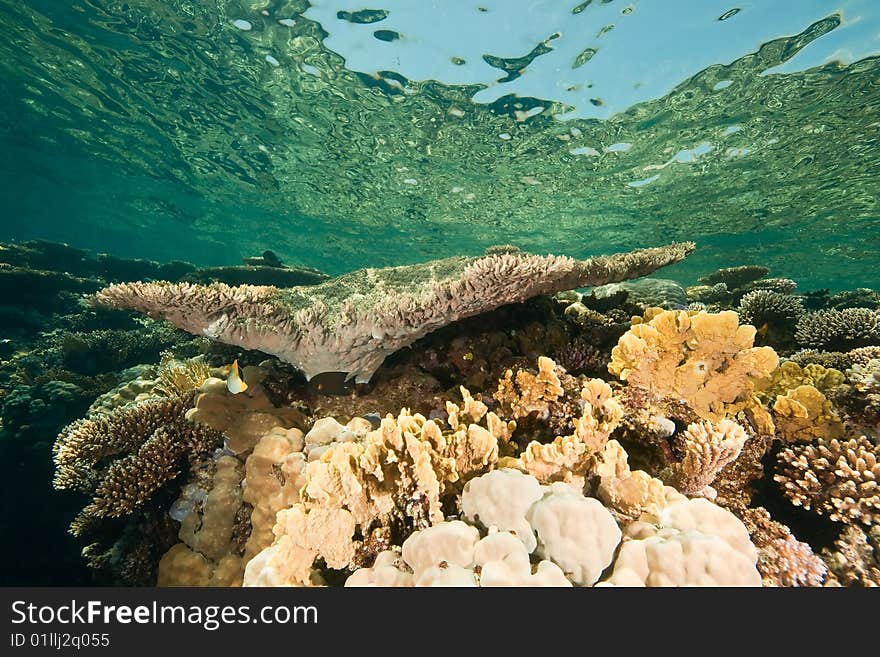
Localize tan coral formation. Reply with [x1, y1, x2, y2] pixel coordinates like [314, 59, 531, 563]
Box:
[93, 243, 695, 382]
[510, 376, 623, 487]
[771, 385, 845, 443]
[775, 436, 880, 526]
[186, 376, 304, 454]
[243, 390, 507, 584]
[608, 309, 778, 420]
[669, 419, 748, 497]
[495, 355, 564, 419]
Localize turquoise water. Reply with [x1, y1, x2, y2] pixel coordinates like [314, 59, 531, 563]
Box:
[1, 1, 878, 289]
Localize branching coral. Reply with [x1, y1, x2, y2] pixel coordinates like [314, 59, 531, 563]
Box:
[795, 308, 880, 351]
[608, 310, 778, 420]
[669, 419, 748, 497]
[93, 243, 695, 383]
[738, 507, 826, 587]
[775, 436, 880, 526]
[737, 289, 804, 333]
[820, 525, 880, 587]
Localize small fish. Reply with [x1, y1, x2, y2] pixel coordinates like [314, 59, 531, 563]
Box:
[757, 322, 770, 338]
[226, 359, 249, 394]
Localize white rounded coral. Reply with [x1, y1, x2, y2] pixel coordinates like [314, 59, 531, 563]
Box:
[461, 468, 544, 551]
[526, 482, 622, 585]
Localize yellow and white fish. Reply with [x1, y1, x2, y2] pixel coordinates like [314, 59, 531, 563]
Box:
[226, 359, 249, 394]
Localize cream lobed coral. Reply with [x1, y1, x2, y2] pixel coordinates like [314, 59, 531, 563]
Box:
[608, 310, 779, 421]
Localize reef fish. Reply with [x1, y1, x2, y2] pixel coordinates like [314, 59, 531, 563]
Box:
[226, 359, 249, 394]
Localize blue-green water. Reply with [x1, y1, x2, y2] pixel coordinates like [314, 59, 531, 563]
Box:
[1, 1, 878, 288]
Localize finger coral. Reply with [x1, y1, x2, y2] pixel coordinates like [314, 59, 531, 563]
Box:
[669, 419, 748, 497]
[608, 309, 779, 421]
[93, 243, 695, 383]
[775, 436, 880, 526]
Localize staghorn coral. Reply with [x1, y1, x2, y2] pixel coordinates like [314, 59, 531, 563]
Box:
[775, 436, 880, 526]
[93, 242, 695, 383]
[772, 385, 845, 443]
[669, 419, 748, 497]
[795, 308, 880, 351]
[608, 309, 779, 421]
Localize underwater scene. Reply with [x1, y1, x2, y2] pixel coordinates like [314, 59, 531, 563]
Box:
[0, 0, 878, 587]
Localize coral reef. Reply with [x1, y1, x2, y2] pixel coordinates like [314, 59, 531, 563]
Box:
[53, 392, 223, 530]
[93, 243, 695, 382]
[608, 309, 778, 420]
[796, 308, 880, 351]
[775, 436, 879, 526]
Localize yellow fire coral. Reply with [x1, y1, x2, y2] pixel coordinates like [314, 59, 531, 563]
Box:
[772, 385, 845, 444]
[243, 390, 507, 583]
[508, 377, 622, 487]
[608, 309, 779, 420]
[495, 355, 564, 418]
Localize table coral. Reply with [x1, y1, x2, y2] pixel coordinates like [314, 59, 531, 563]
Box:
[608, 309, 779, 421]
[775, 435, 880, 526]
[93, 242, 694, 383]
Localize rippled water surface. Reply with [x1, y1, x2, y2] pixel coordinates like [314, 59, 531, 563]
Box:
[1, 1, 878, 288]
